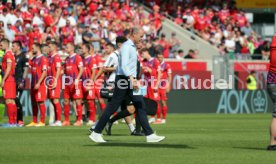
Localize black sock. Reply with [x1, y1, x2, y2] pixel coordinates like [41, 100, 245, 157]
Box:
[110, 110, 131, 123]
[135, 115, 142, 133]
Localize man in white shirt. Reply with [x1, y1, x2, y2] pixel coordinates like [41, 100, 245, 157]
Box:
[58, 10, 69, 29]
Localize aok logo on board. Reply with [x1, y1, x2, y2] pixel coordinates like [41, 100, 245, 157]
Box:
[216, 90, 268, 114]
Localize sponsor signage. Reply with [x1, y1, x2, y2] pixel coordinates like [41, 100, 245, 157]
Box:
[167, 90, 272, 114]
[236, 0, 276, 8]
[233, 62, 269, 72]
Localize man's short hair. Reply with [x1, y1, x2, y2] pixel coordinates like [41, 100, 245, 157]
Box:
[83, 43, 91, 51]
[66, 42, 74, 47]
[12, 41, 22, 49]
[156, 51, 163, 56]
[1, 38, 10, 45]
[178, 49, 184, 53]
[141, 48, 149, 53]
[49, 39, 58, 46]
[116, 36, 127, 45]
[33, 43, 42, 51]
[130, 27, 140, 35]
[106, 42, 115, 49]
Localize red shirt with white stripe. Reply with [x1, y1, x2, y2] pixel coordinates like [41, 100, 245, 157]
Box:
[29, 55, 48, 88]
[64, 54, 83, 80]
[2, 50, 15, 81]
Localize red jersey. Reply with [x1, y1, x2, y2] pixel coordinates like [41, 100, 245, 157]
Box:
[236, 14, 247, 27]
[61, 27, 74, 44]
[158, 39, 170, 58]
[219, 9, 230, 22]
[64, 54, 83, 80]
[2, 50, 15, 82]
[22, 11, 33, 24]
[195, 16, 207, 31]
[48, 53, 62, 77]
[143, 58, 160, 81]
[28, 31, 42, 49]
[92, 54, 104, 74]
[160, 61, 172, 79]
[30, 55, 48, 88]
[82, 56, 97, 80]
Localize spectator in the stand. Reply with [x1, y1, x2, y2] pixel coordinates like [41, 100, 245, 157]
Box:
[22, 6, 34, 26]
[175, 49, 184, 60]
[183, 9, 195, 30]
[61, 20, 74, 45]
[0, 8, 11, 28]
[32, 10, 44, 33]
[158, 33, 170, 58]
[235, 10, 247, 28]
[58, 10, 69, 29]
[5, 21, 15, 42]
[218, 3, 230, 23]
[194, 12, 206, 32]
[82, 24, 93, 44]
[148, 5, 163, 35]
[174, 14, 183, 25]
[91, 27, 101, 52]
[225, 34, 236, 54]
[184, 49, 196, 59]
[170, 32, 181, 53]
[248, 36, 255, 55]
[241, 22, 252, 37]
[255, 40, 270, 60]
[74, 25, 84, 46]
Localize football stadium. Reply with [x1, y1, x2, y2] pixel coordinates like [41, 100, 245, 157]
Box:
[0, 0, 276, 163]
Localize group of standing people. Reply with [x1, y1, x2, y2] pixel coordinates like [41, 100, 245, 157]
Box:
[0, 26, 171, 143]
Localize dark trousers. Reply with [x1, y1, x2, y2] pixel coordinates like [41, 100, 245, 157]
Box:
[15, 88, 23, 122]
[267, 84, 276, 118]
[94, 75, 154, 136]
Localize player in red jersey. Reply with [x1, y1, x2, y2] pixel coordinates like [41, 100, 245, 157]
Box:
[81, 44, 97, 126]
[63, 42, 84, 126]
[154, 52, 172, 124]
[140, 48, 161, 124]
[26, 43, 48, 127]
[0, 39, 17, 127]
[267, 35, 276, 150]
[47, 41, 62, 126]
[92, 47, 106, 113]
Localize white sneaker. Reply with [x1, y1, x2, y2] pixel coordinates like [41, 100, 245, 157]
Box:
[89, 131, 106, 143]
[146, 133, 165, 143]
[121, 119, 126, 123]
[86, 120, 95, 126]
[113, 121, 119, 125]
[53, 121, 62, 126]
[161, 119, 166, 124]
[49, 122, 56, 127]
[148, 117, 155, 124]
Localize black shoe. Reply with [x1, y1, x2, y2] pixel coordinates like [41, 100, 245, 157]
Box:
[267, 145, 276, 151]
[105, 122, 113, 136]
[82, 114, 88, 123]
[131, 129, 145, 136]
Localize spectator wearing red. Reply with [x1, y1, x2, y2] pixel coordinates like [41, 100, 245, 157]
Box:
[235, 10, 247, 28]
[195, 12, 207, 31]
[218, 3, 230, 23]
[158, 33, 170, 58]
[27, 24, 42, 50]
[149, 5, 163, 35]
[61, 20, 75, 45]
[22, 6, 34, 26]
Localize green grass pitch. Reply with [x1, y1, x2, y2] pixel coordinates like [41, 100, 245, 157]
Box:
[0, 114, 275, 164]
